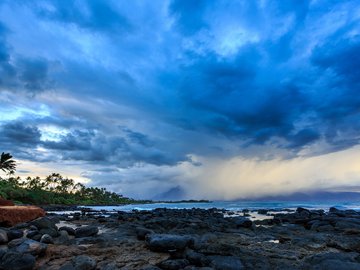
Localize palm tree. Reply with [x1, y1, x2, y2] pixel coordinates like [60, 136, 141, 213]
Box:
[0, 152, 16, 174]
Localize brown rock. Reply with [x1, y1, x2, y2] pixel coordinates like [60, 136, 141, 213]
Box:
[0, 206, 46, 227]
[0, 197, 15, 206]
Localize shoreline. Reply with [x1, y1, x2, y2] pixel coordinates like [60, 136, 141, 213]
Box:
[1, 206, 360, 269]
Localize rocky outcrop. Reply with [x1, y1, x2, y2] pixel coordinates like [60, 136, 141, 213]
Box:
[0, 206, 45, 227]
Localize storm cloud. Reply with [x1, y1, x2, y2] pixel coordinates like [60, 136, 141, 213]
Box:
[1, 0, 360, 199]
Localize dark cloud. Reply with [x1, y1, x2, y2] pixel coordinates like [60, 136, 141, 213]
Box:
[1, 0, 360, 197]
[0, 122, 41, 145]
[49, 129, 188, 167]
[0, 20, 53, 93]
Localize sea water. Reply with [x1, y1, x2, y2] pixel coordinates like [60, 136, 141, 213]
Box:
[86, 200, 360, 212]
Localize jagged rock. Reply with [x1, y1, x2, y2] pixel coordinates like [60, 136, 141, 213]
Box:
[75, 226, 99, 238]
[0, 251, 36, 270]
[0, 206, 45, 227]
[145, 234, 193, 252]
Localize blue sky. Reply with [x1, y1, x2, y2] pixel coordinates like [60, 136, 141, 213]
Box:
[1, 0, 360, 199]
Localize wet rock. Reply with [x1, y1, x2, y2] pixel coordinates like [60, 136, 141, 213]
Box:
[54, 230, 70, 245]
[72, 255, 97, 270]
[8, 238, 47, 256]
[26, 230, 39, 239]
[208, 255, 244, 270]
[40, 234, 54, 244]
[75, 226, 99, 238]
[59, 226, 76, 235]
[7, 229, 24, 240]
[0, 251, 36, 270]
[39, 227, 59, 237]
[28, 233, 42, 242]
[31, 217, 57, 231]
[157, 259, 189, 270]
[257, 209, 268, 215]
[229, 217, 253, 228]
[145, 234, 193, 252]
[0, 228, 9, 243]
[136, 226, 154, 240]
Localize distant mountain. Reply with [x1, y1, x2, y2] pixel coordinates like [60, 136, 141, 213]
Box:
[152, 186, 186, 201]
[244, 191, 360, 202]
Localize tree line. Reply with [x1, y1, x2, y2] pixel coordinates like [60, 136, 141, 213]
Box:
[0, 152, 148, 205]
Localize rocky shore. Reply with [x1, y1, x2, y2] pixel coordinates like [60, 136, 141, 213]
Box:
[1, 207, 360, 269]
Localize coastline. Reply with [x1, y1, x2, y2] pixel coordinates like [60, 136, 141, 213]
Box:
[1, 205, 360, 269]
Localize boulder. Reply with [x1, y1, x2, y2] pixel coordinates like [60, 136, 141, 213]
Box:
[0, 251, 36, 270]
[136, 226, 154, 240]
[0, 197, 14, 206]
[54, 230, 70, 245]
[39, 228, 59, 237]
[75, 226, 99, 238]
[59, 226, 75, 236]
[7, 229, 24, 241]
[30, 217, 57, 230]
[40, 234, 54, 244]
[8, 238, 47, 256]
[0, 206, 45, 227]
[145, 234, 193, 252]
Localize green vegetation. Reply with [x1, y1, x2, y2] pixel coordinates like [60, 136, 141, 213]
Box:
[0, 152, 16, 174]
[0, 173, 148, 205]
[0, 152, 150, 205]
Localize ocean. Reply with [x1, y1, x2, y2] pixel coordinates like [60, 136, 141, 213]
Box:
[86, 200, 360, 212]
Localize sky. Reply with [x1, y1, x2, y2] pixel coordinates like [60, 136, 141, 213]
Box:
[1, 0, 360, 200]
